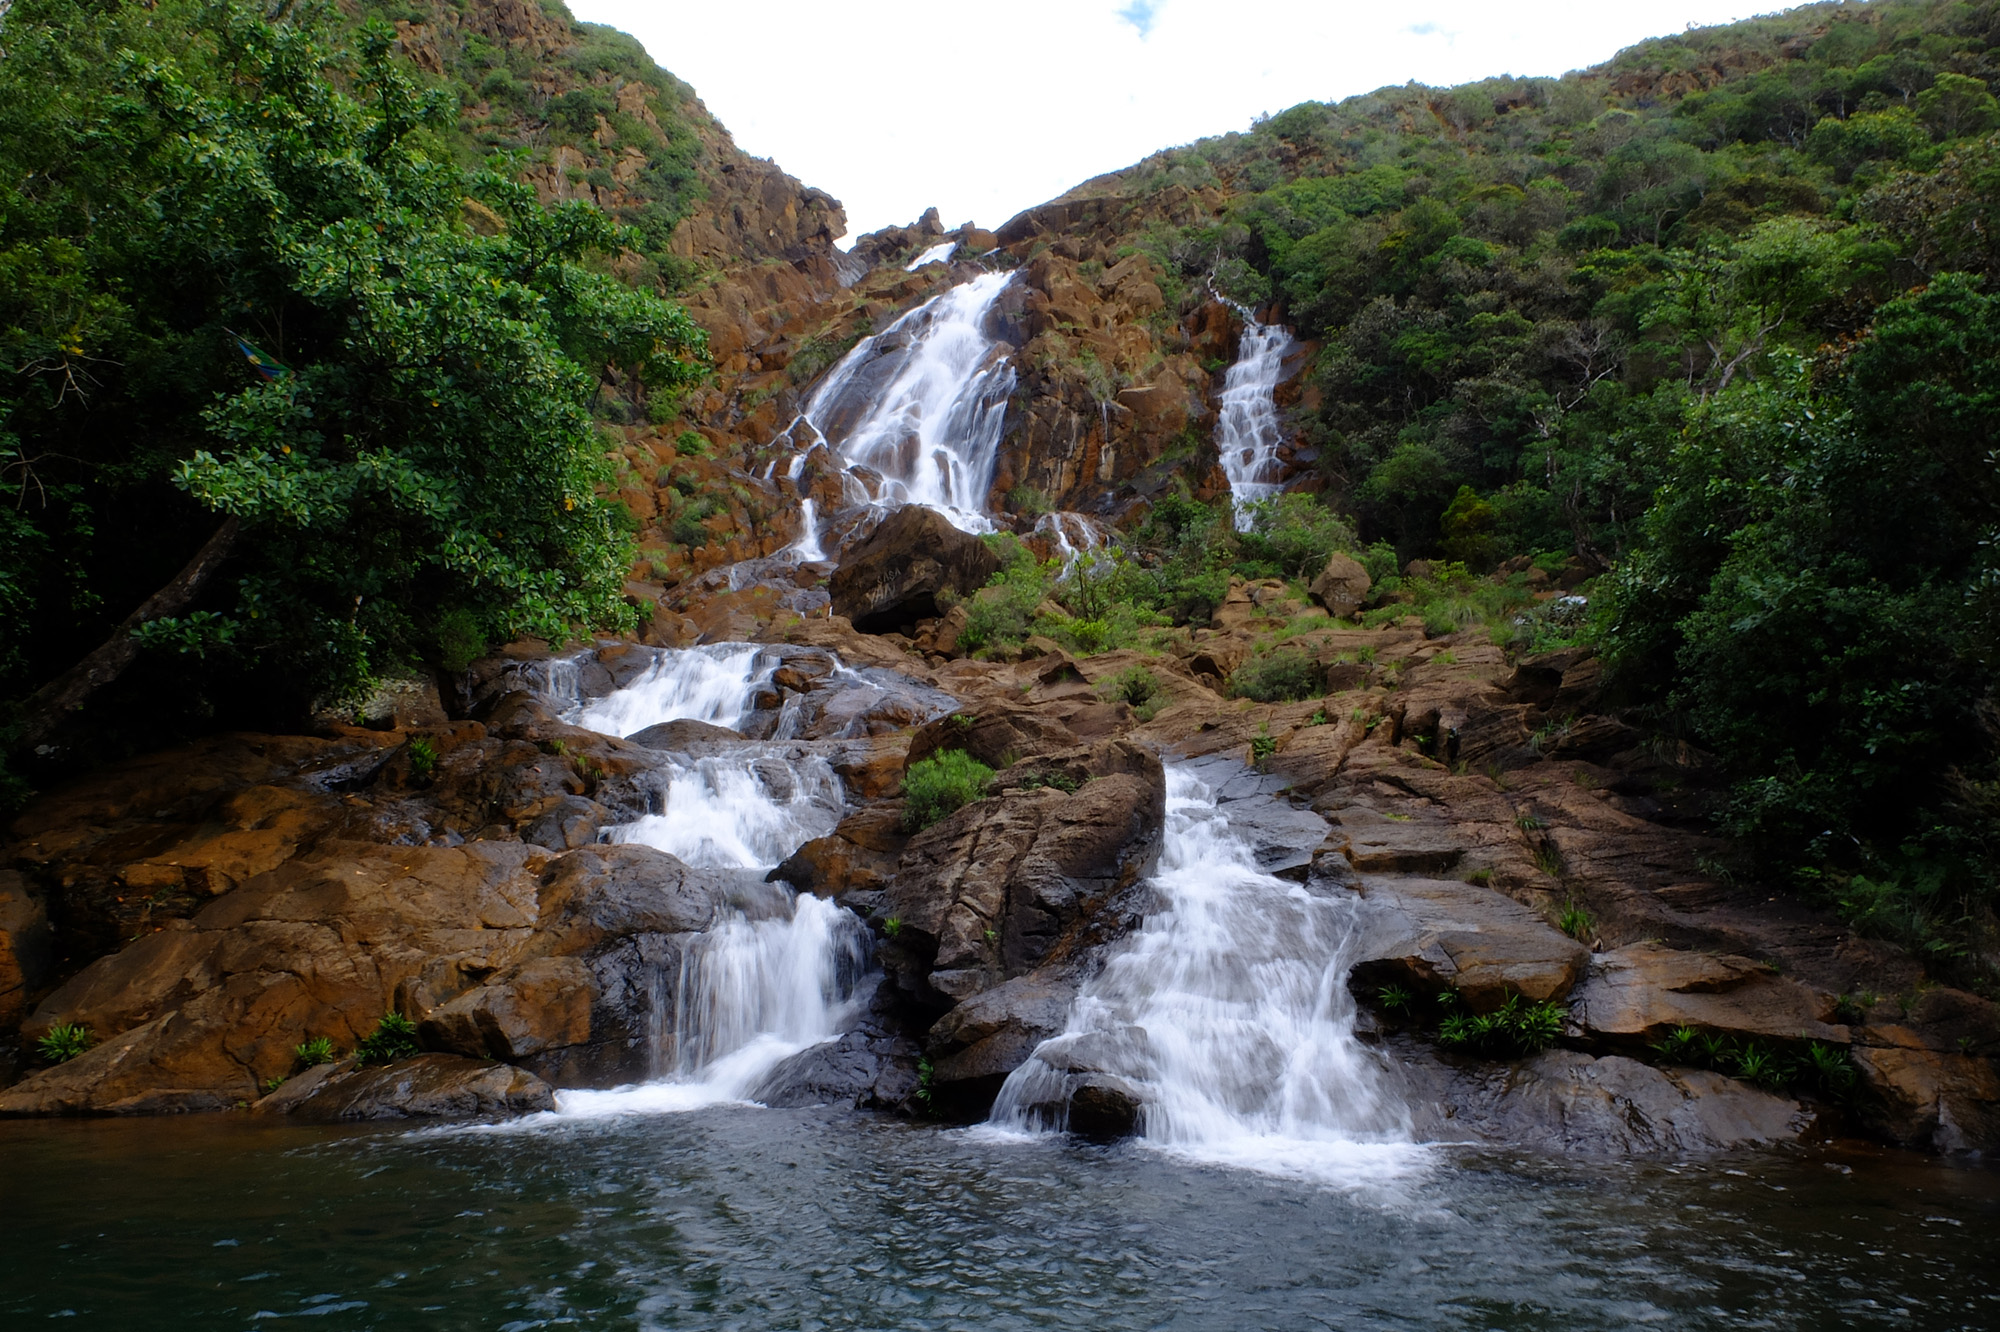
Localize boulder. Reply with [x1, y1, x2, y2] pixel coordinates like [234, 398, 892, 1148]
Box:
[926, 971, 1081, 1088]
[1309, 552, 1373, 619]
[904, 704, 1080, 772]
[254, 1054, 554, 1122]
[829, 506, 1003, 634]
[1062, 1073, 1146, 1140]
[749, 983, 923, 1111]
[1350, 874, 1590, 1011]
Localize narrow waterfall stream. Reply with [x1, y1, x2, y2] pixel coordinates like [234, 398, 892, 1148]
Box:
[988, 765, 1422, 1181]
[1215, 315, 1296, 529]
[784, 269, 1018, 535]
[536, 647, 871, 1117]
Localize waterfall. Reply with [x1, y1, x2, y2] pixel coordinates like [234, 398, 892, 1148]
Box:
[548, 648, 871, 1118]
[1215, 317, 1295, 531]
[790, 497, 828, 562]
[782, 270, 1017, 533]
[905, 240, 958, 270]
[987, 765, 1420, 1180]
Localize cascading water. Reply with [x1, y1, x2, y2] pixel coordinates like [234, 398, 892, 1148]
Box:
[1215, 315, 1296, 531]
[782, 269, 1017, 535]
[987, 765, 1422, 1181]
[540, 649, 871, 1117]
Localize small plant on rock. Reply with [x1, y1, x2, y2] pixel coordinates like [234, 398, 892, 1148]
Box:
[352, 1013, 421, 1068]
[1377, 984, 1414, 1014]
[36, 1023, 93, 1065]
[406, 736, 439, 780]
[294, 1036, 340, 1068]
[1557, 901, 1594, 940]
[1099, 665, 1163, 718]
[1250, 725, 1277, 769]
[902, 751, 996, 831]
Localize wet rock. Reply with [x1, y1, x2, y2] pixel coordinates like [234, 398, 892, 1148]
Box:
[627, 719, 744, 749]
[1402, 1046, 1811, 1155]
[1334, 809, 1466, 875]
[521, 795, 606, 850]
[1351, 875, 1589, 1011]
[1570, 943, 1848, 1048]
[927, 971, 1081, 1089]
[771, 807, 908, 912]
[254, 1054, 554, 1122]
[1063, 1073, 1146, 1140]
[905, 704, 1080, 771]
[1308, 552, 1372, 619]
[750, 982, 922, 1111]
[829, 506, 1003, 634]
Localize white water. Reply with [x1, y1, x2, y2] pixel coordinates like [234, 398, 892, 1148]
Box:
[1215, 317, 1295, 531]
[905, 240, 958, 270]
[987, 766, 1421, 1182]
[544, 648, 869, 1118]
[564, 644, 774, 736]
[607, 750, 843, 871]
[789, 497, 828, 562]
[783, 270, 1017, 534]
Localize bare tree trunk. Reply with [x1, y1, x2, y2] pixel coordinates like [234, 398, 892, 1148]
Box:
[13, 516, 240, 752]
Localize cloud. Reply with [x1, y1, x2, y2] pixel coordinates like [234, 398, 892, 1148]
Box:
[1118, 0, 1162, 37]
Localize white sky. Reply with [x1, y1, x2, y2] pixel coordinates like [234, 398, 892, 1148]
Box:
[569, 0, 1770, 241]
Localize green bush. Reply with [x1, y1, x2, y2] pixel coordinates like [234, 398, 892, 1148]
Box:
[672, 496, 723, 547]
[406, 736, 439, 779]
[353, 1012, 421, 1067]
[1235, 493, 1357, 580]
[36, 1023, 92, 1065]
[1099, 665, 1164, 720]
[1228, 648, 1321, 702]
[902, 751, 995, 832]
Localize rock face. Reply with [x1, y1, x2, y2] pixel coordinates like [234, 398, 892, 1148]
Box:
[829, 506, 1003, 633]
[255, 1054, 555, 1122]
[0, 841, 772, 1114]
[882, 741, 1165, 1007]
[1571, 943, 1849, 1048]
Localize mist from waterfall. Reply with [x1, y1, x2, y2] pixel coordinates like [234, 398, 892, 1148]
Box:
[986, 765, 1423, 1183]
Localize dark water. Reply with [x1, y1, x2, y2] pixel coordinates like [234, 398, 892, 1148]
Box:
[2, 1109, 1996, 1331]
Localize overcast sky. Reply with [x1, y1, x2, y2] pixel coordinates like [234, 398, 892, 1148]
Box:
[568, 0, 1769, 242]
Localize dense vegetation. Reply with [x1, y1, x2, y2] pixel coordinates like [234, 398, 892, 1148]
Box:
[0, 0, 702, 793]
[1086, 0, 2000, 975]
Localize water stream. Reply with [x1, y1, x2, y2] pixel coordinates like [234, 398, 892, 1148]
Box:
[1215, 315, 1295, 529]
[990, 766, 1417, 1181]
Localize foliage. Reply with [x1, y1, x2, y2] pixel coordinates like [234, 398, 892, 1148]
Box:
[1557, 902, 1596, 940]
[0, 0, 705, 778]
[406, 737, 439, 779]
[352, 1011, 421, 1067]
[901, 750, 995, 832]
[1435, 992, 1565, 1057]
[1651, 1025, 1859, 1097]
[1228, 648, 1321, 702]
[294, 1036, 340, 1067]
[36, 1023, 93, 1064]
[1099, 665, 1165, 721]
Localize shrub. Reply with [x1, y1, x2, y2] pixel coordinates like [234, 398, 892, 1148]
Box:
[1228, 648, 1320, 702]
[1100, 665, 1164, 719]
[902, 751, 995, 831]
[353, 1012, 421, 1067]
[36, 1023, 92, 1065]
[1235, 493, 1356, 580]
[434, 608, 487, 674]
[1557, 901, 1595, 940]
[672, 496, 722, 547]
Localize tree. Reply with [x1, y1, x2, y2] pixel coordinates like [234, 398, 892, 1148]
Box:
[0, 0, 705, 763]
